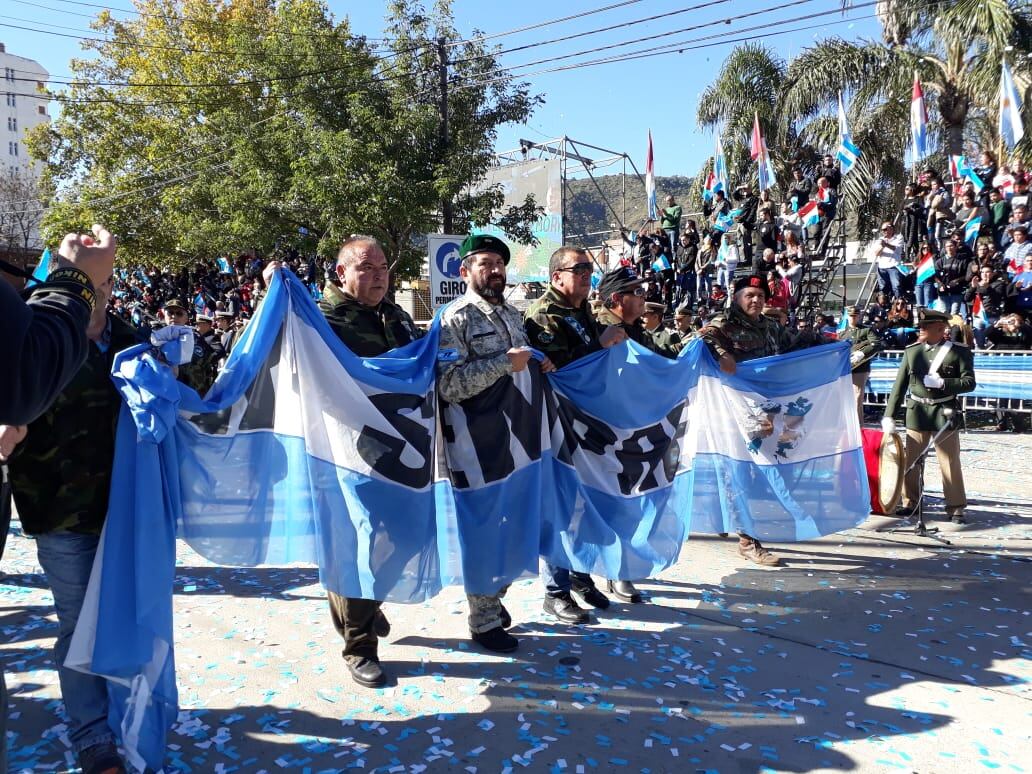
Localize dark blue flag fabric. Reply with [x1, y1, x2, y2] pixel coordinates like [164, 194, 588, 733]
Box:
[68, 271, 868, 771]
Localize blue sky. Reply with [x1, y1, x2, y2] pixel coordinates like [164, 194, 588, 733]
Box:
[1, 0, 882, 178]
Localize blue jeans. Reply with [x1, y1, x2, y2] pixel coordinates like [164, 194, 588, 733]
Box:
[697, 273, 713, 299]
[915, 282, 937, 308]
[940, 293, 966, 318]
[664, 229, 679, 258]
[877, 266, 902, 298]
[34, 531, 114, 755]
[973, 316, 992, 348]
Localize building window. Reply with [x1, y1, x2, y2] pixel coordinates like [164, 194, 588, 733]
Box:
[8, 141, 18, 157]
[38, 105, 47, 115]
[5, 93, 15, 107]
[3, 68, 14, 82]
[6, 117, 14, 131]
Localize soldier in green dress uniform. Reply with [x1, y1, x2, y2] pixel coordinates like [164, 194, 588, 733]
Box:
[642, 301, 683, 356]
[838, 305, 886, 425]
[881, 308, 976, 524]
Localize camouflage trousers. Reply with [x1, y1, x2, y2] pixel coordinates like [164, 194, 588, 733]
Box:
[467, 586, 509, 633]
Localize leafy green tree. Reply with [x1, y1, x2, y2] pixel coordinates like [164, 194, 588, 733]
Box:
[27, 0, 541, 275]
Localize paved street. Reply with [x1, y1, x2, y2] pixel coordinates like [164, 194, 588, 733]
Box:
[2, 429, 1030, 774]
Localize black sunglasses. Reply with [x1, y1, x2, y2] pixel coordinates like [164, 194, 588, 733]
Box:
[557, 263, 593, 276]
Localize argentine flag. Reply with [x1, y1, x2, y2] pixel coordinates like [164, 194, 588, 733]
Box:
[713, 134, 729, 195]
[836, 92, 860, 175]
[651, 254, 672, 272]
[951, 155, 984, 195]
[965, 216, 982, 246]
[1000, 59, 1025, 150]
[65, 271, 869, 771]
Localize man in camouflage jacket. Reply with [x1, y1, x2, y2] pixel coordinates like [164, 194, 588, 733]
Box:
[2, 276, 143, 774]
[437, 234, 555, 654]
[266, 236, 424, 689]
[524, 246, 628, 620]
[701, 274, 820, 567]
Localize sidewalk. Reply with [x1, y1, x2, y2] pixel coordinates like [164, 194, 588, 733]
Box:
[2, 429, 1029, 773]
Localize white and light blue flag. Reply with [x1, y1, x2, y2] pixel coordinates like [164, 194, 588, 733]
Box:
[68, 272, 868, 771]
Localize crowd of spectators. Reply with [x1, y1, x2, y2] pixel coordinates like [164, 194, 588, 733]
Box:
[871, 152, 1032, 351]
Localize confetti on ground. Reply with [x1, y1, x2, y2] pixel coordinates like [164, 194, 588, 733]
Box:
[1, 430, 1030, 772]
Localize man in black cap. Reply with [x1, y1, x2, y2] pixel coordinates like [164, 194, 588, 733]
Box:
[700, 274, 819, 566]
[882, 307, 975, 524]
[214, 310, 238, 367]
[524, 246, 627, 621]
[595, 267, 680, 360]
[437, 233, 555, 652]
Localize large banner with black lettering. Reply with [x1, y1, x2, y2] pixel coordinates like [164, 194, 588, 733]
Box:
[70, 271, 868, 772]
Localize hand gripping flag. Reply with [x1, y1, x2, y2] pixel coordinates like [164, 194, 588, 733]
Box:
[646, 130, 657, 221]
[1000, 59, 1025, 150]
[836, 92, 860, 175]
[67, 271, 868, 771]
[911, 73, 928, 160]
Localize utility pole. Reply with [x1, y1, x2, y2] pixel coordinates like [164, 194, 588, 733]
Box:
[437, 37, 453, 234]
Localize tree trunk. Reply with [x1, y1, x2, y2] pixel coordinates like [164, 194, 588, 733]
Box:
[937, 84, 969, 157]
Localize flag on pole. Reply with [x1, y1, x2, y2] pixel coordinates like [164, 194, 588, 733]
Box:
[28, 247, 51, 286]
[915, 252, 936, 284]
[216, 256, 233, 274]
[836, 311, 849, 337]
[713, 135, 729, 195]
[1000, 59, 1025, 150]
[750, 113, 777, 192]
[836, 93, 861, 175]
[645, 130, 657, 221]
[911, 73, 928, 160]
[964, 216, 982, 246]
[972, 294, 989, 327]
[702, 168, 718, 201]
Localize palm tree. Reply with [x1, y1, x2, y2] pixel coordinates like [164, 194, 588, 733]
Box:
[784, 0, 1031, 159]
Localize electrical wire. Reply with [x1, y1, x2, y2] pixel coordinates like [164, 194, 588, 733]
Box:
[445, 0, 645, 46]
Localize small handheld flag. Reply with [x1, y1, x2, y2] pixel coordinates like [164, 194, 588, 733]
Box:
[911, 73, 928, 160]
[645, 131, 657, 221]
[651, 254, 672, 272]
[964, 216, 982, 246]
[972, 294, 989, 327]
[216, 257, 233, 274]
[915, 252, 936, 284]
[28, 247, 51, 286]
[836, 92, 860, 175]
[951, 155, 984, 194]
[1000, 59, 1025, 150]
[798, 200, 820, 228]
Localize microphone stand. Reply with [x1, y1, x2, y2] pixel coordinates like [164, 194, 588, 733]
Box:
[878, 408, 956, 546]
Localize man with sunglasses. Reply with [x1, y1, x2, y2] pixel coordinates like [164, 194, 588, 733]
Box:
[524, 247, 629, 620]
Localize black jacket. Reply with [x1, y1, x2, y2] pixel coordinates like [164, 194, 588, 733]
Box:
[1, 277, 92, 426]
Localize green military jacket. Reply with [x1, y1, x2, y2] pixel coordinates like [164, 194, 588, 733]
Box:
[884, 340, 976, 431]
[839, 324, 885, 374]
[700, 304, 804, 363]
[524, 286, 603, 369]
[596, 307, 680, 358]
[9, 314, 144, 536]
[644, 325, 683, 358]
[319, 283, 424, 357]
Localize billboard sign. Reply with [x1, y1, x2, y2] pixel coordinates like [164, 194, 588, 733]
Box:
[427, 234, 466, 310]
[473, 158, 563, 283]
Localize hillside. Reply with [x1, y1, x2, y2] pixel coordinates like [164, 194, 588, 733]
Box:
[564, 174, 698, 245]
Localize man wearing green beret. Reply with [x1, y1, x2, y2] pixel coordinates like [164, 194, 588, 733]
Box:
[437, 233, 556, 653]
[882, 308, 976, 523]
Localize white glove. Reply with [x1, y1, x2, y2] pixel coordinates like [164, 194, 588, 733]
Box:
[849, 351, 864, 366]
[881, 417, 896, 434]
[922, 374, 945, 389]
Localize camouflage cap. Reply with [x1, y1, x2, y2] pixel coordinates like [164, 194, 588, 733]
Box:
[459, 233, 511, 264]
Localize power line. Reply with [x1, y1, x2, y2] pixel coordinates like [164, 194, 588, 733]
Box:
[446, 0, 645, 46]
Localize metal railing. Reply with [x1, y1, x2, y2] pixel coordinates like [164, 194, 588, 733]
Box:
[862, 349, 1032, 415]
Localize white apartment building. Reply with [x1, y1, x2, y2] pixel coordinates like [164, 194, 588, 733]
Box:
[1, 41, 49, 252]
[1, 42, 49, 174]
